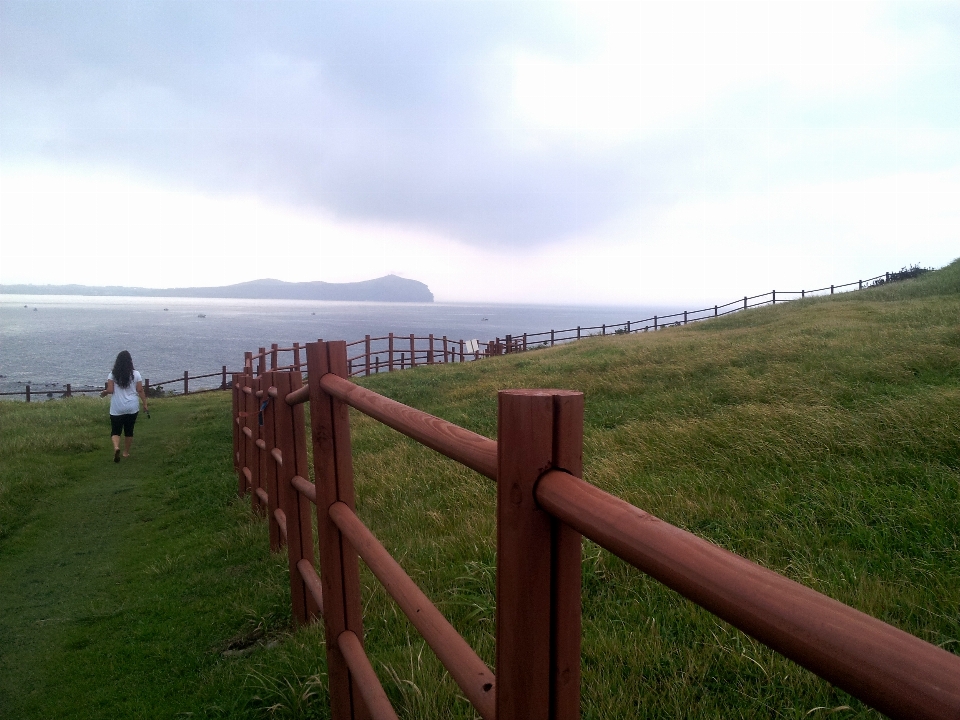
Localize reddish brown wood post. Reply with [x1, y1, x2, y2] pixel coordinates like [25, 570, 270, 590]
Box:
[221, 365, 227, 390]
[409, 334, 416, 368]
[653, 316, 657, 330]
[523, 332, 528, 349]
[505, 334, 512, 353]
[364, 335, 371, 377]
[428, 334, 435, 364]
[245, 351, 253, 373]
[233, 373, 245, 496]
[576, 326, 581, 340]
[253, 376, 268, 516]
[459, 339, 464, 362]
[273, 370, 319, 624]
[551, 329, 555, 346]
[66, 383, 72, 397]
[293, 342, 302, 373]
[306, 340, 369, 720]
[258, 347, 266, 376]
[627, 321, 631, 333]
[25, 384, 30, 402]
[242, 374, 259, 501]
[401, 353, 405, 370]
[183, 371, 189, 395]
[496, 389, 584, 720]
[271, 343, 279, 370]
[388, 333, 394, 372]
[261, 372, 283, 552]
[442, 335, 448, 363]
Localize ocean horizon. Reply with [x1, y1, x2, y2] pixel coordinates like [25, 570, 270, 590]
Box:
[0, 294, 683, 396]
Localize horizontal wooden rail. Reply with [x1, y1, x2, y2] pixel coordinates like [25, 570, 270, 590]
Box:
[291, 474, 316, 502]
[318, 373, 498, 480]
[297, 559, 324, 616]
[535, 469, 960, 720]
[337, 630, 399, 720]
[328, 501, 497, 720]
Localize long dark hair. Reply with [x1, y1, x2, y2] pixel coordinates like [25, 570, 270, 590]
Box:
[111, 350, 135, 389]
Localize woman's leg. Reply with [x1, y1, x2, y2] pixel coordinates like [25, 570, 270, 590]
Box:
[123, 436, 133, 457]
[110, 415, 123, 461]
[122, 413, 137, 457]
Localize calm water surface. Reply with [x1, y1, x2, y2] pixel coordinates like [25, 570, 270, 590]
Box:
[0, 295, 680, 395]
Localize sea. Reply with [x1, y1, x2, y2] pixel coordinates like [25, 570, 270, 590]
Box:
[0, 295, 682, 397]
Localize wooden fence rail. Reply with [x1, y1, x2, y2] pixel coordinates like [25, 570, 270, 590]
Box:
[232, 339, 960, 720]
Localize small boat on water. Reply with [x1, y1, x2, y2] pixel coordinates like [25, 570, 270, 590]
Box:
[197, 314, 206, 318]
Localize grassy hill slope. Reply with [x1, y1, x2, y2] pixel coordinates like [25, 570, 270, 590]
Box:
[1, 261, 959, 718]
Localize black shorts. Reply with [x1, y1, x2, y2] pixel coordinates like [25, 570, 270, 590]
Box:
[110, 413, 138, 437]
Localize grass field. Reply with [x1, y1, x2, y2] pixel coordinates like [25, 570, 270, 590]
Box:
[1, 261, 959, 718]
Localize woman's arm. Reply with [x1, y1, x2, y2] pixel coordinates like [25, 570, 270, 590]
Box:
[136, 381, 148, 411]
[100, 379, 115, 397]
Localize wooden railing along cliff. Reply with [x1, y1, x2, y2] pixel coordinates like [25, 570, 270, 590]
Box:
[232, 339, 960, 720]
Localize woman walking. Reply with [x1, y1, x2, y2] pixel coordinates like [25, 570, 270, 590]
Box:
[101, 350, 149, 463]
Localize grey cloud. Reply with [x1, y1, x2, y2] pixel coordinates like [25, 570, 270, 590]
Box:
[2, 0, 665, 246]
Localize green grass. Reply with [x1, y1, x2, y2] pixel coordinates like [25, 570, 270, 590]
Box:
[2, 260, 960, 718]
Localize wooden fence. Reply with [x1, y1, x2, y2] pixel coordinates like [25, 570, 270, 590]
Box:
[0, 365, 236, 402]
[0, 270, 901, 400]
[232, 339, 960, 720]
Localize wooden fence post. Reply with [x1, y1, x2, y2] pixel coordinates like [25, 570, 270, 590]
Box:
[65, 383, 72, 397]
[241, 373, 259, 503]
[772, 290, 776, 305]
[551, 329, 555, 346]
[831, 285, 835, 295]
[294, 342, 302, 373]
[273, 370, 320, 624]
[306, 340, 369, 720]
[261, 372, 283, 552]
[496, 389, 584, 720]
[388, 333, 394, 372]
[459, 339, 465, 363]
[802, 290, 805, 299]
[859, 280, 863, 290]
[743, 297, 747, 310]
[271, 343, 279, 370]
[364, 335, 371, 377]
[410, 334, 416, 368]
[428, 334, 435, 364]
[232, 373, 245, 497]
[253, 376, 268, 516]
[714, 305, 718, 317]
[654, 316, 658, 331]
[245, 351, 253, 374]
[183, 371, 189, 396]
[221, 365, 227, 390]
[258, 348, 266, 376]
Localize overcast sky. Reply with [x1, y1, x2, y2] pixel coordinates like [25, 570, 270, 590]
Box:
[1, 1, 958, 305]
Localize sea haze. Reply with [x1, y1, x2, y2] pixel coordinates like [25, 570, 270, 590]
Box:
[0, 295, 681, 396]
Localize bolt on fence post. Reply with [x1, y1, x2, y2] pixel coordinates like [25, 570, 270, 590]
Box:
[260, 372, 283, 553]
[273, 370, 319, 624]
[306, 340, 368, 720]
[497, 389, 584, 720]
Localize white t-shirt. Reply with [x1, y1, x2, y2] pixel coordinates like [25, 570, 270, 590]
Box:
[108, 369, 143, 415]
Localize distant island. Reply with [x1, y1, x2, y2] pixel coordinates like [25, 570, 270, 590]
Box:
[0, 274, 434, 303]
